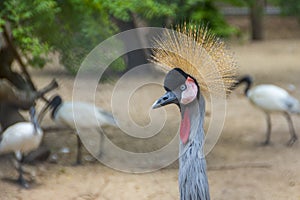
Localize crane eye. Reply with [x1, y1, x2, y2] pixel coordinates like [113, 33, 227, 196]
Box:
[180, 84, 186, 91]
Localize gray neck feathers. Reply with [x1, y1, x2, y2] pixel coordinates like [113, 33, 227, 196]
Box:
[178, 93, 210, 200]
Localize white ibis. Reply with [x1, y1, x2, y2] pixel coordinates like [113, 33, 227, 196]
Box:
[0, 107, 43, 188]
[151, 24, 237, 200]
[234, 75, 299, 146]
[39, 95, 117, 164]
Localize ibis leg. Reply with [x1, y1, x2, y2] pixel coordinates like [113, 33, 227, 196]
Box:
[75, 134, 82, 165]
[17, 159, 29, 188]
[263, 113, 271, 145]
[98, 130, 104, 158]
[285, 112, 298, 146]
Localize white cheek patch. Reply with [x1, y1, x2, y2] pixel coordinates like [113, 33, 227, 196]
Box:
[181, 77, 198, 104]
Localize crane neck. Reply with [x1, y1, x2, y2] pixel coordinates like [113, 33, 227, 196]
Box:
[178, 93, 210, 199]
[179, 93, 206, 152]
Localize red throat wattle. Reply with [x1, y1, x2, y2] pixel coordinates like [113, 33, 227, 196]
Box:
[180, 107, 191, 144]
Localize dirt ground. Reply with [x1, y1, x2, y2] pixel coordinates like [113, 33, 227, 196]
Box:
[1, 19, 300, 200]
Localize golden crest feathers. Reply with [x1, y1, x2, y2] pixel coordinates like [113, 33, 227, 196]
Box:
[151, 23, 237, 97]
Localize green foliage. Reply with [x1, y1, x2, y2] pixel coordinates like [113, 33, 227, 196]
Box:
[0, 0, 124, 73]
[220, 0, 248, 7]
[179, 0, 239, 37]
[0, 0, 238, 74]
[50, 0, 124, 73]
[271, 0, 300, 22]
[98, 0, 176, 21]
[97, 0, 238, 37]
[0, 0, 59, 68]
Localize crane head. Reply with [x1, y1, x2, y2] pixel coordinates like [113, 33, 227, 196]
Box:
[152, 68, 199, 109]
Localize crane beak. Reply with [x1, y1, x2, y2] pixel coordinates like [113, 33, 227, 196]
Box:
[152, 91, 178, 109]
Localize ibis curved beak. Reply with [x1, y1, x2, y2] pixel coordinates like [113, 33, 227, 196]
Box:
[37, 102, 51, 123]
[152, 91, 178, 109]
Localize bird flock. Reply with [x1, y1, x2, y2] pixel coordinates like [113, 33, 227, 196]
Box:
[0, 24, 299, 200]
[0, 95, 118, 188]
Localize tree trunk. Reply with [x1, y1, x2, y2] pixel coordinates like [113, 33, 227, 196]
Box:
[250, 0, 265, 40]
[0, 27, 58, 130]
[0, 34, 29, 129]
[111, 15, 149, 72]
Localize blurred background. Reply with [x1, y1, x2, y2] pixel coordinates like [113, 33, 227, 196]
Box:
[1, 0, 299, 77]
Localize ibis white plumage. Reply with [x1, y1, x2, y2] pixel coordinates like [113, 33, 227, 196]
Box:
[234, 75, 299, 146]
[40, 95, 117, 164]
[0, 107, 43, 188]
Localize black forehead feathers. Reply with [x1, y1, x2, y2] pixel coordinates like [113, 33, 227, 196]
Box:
[164, 68, 199, 91]
[164, 68, 187, 91]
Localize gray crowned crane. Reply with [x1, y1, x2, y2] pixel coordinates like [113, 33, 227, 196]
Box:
[39, 95, 117, 165]
[0, 107, 42, 188]
[151, 24, 237, 200]
[233, 75, 300, 146]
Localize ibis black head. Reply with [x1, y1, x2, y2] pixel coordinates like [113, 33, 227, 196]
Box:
[38, 95, 63, 122]
[49, 95, 63, 109]
[233, 75, 253, 95]
[152, 68, 199, 109]
[238, 75, 253, 85]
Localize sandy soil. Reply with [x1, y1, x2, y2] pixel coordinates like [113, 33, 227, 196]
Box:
[1, 27, 300, 199]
